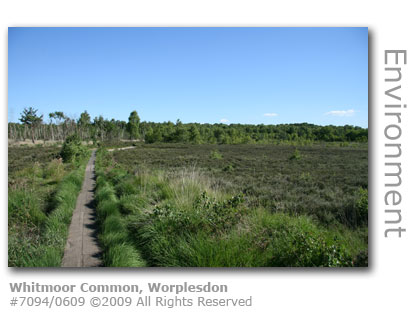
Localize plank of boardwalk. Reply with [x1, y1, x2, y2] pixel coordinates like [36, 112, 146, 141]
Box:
[62, 150, 102, 267]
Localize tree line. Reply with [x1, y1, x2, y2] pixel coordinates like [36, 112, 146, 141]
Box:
[8, 108, 141, 143]
[8, 107, 368, 144]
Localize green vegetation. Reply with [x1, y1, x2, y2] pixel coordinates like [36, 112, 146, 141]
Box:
[143, 122, 367, 144]
[289, 148, 302, 160]
[211, 149, 223, 160]
[60, 134, 89, 163]
[8, 145, 62, 173]
[113, 143, 368, 229]
[8, 140, 90, 267]
[94, 159, 146, 267]
[18, 107, 43, 143]
[9, 108, 368, 267]
[126, 110, 141, 140]
[9, 109, 367, 144]
[94, 143, 368, 267]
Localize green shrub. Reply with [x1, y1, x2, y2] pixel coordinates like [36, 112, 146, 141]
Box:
[289, 148, 302, 160]
[252, 213, 353, 267]
[353, 249, 368, 267]
[60, 134, 88, 163]
[210, 150, 223, 160]
[355, 187, 368, 225]
[193, 191, 244, 233]
[342, 187, 368, 227]
[223, 164, 234, 172]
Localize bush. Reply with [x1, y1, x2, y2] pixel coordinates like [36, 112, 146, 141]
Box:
[342, 187, 368, 227]
[355, 187, 368, 225]
[223, 164, 234, 172]
[60, 134, 88, 163]
[252, 213, 353, 267]
[289, 148, 302, 160]
[211, 150, 223, 160]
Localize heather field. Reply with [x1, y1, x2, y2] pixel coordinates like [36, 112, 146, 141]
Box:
[93, 142, 368, 267]
[112, 143, 367, 227]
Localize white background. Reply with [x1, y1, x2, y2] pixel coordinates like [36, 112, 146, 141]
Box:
[1, 1, 408, 319]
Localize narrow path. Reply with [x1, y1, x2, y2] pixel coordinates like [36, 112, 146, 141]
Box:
[62, 150, 102, 267]
[107, 146, 136, 152]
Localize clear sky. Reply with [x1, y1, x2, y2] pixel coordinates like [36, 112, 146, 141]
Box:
[8, 27, 368, 127]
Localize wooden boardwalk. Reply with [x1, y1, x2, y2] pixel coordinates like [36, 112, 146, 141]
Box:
[62, 150, 102, 267]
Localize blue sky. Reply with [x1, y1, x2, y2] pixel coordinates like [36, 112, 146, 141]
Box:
[8, 27, 368, 127]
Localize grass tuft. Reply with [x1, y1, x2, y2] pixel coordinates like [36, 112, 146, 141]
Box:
[94, 150, 147, 267]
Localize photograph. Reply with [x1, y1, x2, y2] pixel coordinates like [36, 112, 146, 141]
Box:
[8, 27, 368, 267]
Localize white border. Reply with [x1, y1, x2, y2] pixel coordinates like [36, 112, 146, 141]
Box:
[1, 1, 408, 319]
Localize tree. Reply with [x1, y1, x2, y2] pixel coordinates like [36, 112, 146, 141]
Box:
[78, 111, 91, 140]
[49, 111, 68, 140]
[93, 116, 105, 141]
[9, 108, 369, 144]
[144, 127, 155, 143]
[49, 111, 66, 124]
[188, 125, 201, 144]
[48, 113, 56, 141]
[78, 111, 91, 127]
[172, 119, 188, 142]
[127, 111, 140, 140]
[19, 107, 43, 143]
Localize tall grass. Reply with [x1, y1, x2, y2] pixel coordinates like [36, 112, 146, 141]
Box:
[8, 159, 88, 267]
[94, 150, 146, 267]
[38, 167, 86, 266]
